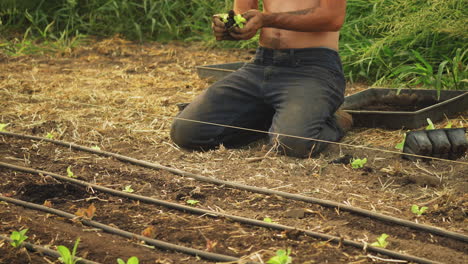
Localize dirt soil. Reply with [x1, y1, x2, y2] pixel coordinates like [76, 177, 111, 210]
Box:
[0, 37, 467, 264]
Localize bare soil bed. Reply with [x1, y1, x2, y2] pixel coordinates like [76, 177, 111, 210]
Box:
[0, 38, 467, 264]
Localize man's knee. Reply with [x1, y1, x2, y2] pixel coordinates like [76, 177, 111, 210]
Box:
[170, 119, 198, 149]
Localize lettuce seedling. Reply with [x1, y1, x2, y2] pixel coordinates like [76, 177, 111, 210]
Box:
[123, 185, 134, 193]
[370, 233, 389, 248]
[425, 118, 435, 130]
[117, 256, 139, 264]
[186, 199, 199, 206]
[66, 166, 76, 178]
[351, 158, 367, 169]
[267, 249, 292, 264]
[395, 133, 407, 151]
[10, 229, 28, 248]
[46, 132, 54, 139]
[219, 10, 246, 29]
[411, 205, 428, 216]
[263, 217, 273, 223]
[0, 123, 8, 132]
[57, 238, 81, 264]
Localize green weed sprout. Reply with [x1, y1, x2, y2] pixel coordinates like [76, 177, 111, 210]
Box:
[370, 233, 389, 248]
[186, 199, 199, 206]
[10, 229, 28, 248]
[91, 146, 101, 150]
[66, 166, 76, 178]
[263, 217, 274, 223]
[411, 205, 428, 216]
[117, 256, 139, 264]
[123, 185, 134, 193]
[444, 121, 453, 129]
[57, 238, 81, 264]
[0, 123, 9, 132]
[351, 158, 367, 169]
[267, 249, 292, 264]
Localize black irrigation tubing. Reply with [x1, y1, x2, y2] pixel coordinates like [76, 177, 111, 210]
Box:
[0, 195, 239, 263]
[0, 235, 101, 264]
[1, 131, 467, 244]
[0, 162, 443, 264]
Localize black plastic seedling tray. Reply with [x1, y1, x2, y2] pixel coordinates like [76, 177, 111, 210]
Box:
[196, 63, 467, 130]
[342, 88, 468, 129]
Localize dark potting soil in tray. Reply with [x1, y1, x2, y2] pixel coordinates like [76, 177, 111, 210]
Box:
[355, 92, 441, 111]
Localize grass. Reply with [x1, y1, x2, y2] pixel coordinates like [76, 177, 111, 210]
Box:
[0, 0, 466, 89]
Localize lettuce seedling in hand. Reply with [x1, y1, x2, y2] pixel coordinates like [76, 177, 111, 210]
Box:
[219, 10, 246, 30]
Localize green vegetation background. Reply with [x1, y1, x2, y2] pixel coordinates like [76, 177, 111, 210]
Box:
[0, 0, 466, 89]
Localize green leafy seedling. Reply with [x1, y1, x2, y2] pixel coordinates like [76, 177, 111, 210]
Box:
[351, 158, 367, 169]
[117, 256, 139, 264]
[91, 145, 101, 150]
[0, 123, 9, 132]
[234, 14, 247, 28]
[425, 118, 435, 130]
[186, 199, 199, 206]
[219, 13, 229, 23]
[395, 134, 406, 151]
[46, 132, 54, 139]
[267, 249, 293, 264]
[444, 121, 453, 129]
[57, 238, 81, 264]
[263, 217, 273, 223]
[66, 166, 76, 178]
[370, 233, 389, 248]
[123, 185, 134, 193]
[10, 228, 28, 248]
[411, 205, 428, 216]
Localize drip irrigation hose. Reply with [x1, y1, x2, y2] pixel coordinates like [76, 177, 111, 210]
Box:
[0, 195, 239, 263]
[0, 162, 444, 264]
[1, 131, 467, 244]
[0, 235, 100, 264]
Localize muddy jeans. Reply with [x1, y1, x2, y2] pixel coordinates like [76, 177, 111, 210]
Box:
[170, 46, 346, 157]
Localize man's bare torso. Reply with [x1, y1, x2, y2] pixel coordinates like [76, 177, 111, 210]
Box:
[261, 0, 340, 50]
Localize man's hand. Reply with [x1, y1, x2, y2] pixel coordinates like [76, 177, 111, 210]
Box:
[212, 14, 236, 41]
[231, 9, 264, 40]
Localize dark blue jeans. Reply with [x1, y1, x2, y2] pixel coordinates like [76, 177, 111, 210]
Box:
[171, 46, 346, 157]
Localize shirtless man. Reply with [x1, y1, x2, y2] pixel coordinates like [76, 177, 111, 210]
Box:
[171, 0, 352, 158]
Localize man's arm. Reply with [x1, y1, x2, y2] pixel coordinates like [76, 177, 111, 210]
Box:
[212, 0, 259, 41]
[233, 0, 346, 40]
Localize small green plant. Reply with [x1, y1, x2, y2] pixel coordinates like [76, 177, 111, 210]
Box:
[263, 217, 273, 223]
[351, 158, 367, 169]
[411, 205, 428, 216]
[219, 11, 247, 29]
[91, 146, 101, 150]
[370, 233, 389, 248]
[123, 185, 134, 193]
[186, 199, 199, 206]
[233, 14, 247, 28]
[10, 229, 28, 248]
[57, 238, 81, 264]
[0, 123, 9, 132]
[117, 256, 139, 264]
[395, 134, 406, 151]
[66, 166, 76, 178]
[425, 118, 435, 130]
[267, 249, 293, 264]
[46, 132, 54, 139]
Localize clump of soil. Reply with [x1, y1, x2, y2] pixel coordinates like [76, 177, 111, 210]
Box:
[357, 92, 440, 111]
